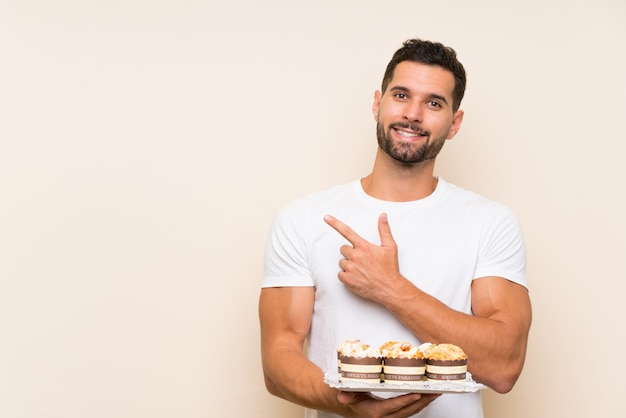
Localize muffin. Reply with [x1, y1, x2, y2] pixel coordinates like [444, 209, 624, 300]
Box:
[379, 341, 426, 384]
[337, 339, 382, 383]
[424, 343, 468, 382]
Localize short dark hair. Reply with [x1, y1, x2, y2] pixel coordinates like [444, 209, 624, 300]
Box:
[381, 39, 467, 111]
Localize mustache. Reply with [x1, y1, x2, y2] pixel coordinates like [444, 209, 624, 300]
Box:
[389, 122, 430, 136]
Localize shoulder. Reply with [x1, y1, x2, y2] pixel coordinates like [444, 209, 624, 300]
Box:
[440, 180, 518, 219]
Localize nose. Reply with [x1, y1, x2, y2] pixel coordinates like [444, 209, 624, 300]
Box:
[402, 101, 423, 123]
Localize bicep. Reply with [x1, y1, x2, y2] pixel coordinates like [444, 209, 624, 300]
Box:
[471, 277, 532, 332]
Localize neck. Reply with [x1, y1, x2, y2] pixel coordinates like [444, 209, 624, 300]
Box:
[361, 150, 438, 202]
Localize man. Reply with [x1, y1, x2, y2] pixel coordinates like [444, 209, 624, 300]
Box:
[259, 38, 532, 418]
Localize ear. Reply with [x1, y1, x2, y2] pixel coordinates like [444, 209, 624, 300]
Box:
[372, 90, 382, 120]
[446, 109, 464, 140]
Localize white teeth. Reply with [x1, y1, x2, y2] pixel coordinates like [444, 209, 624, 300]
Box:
[396, 129, 418, 137]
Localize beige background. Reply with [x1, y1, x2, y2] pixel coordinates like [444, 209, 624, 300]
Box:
[1, 1, 624, 417]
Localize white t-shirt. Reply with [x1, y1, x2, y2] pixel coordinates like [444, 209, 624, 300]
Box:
[262, 178, 527, 418]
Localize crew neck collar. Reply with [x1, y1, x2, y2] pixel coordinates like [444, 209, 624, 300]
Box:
[353, 176, 447, 208]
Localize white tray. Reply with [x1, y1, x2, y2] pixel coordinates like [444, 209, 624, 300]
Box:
[324, 372, 486, 394]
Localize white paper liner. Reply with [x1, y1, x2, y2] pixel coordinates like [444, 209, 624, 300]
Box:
[324, 371, 485, 394]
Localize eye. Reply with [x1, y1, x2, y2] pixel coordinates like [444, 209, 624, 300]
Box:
[427, 100, 442, 108]
[394, 93, 408, 100]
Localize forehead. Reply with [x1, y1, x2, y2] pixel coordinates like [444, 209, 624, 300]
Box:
[387, 61, 455, 99]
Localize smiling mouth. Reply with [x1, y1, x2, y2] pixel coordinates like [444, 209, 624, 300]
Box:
[392, 126, 428, 140]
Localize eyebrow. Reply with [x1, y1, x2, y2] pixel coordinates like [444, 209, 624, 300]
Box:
[389, 86, 450, 106]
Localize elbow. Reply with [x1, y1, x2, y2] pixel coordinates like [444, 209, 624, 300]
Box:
[487, 360, 525, 394]
[489, 377, 517, 394]
[263, 373, 281, 397]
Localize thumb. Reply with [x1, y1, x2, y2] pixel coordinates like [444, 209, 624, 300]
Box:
[337, 390, 357, 405]
[378, 212, 396, 249]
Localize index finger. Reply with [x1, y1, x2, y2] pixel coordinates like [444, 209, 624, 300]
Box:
[323, 214, 363, 247]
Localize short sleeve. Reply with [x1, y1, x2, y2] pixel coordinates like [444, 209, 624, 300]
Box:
[262, 203, 315, 288]
[474, 204, 527, 288]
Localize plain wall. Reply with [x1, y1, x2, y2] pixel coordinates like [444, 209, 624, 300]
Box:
[1, 1, 624, 417]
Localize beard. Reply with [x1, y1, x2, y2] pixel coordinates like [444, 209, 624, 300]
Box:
[376, 122, 447, 164]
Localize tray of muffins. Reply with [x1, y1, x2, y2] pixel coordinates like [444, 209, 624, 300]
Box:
[325, 340, 486, 393]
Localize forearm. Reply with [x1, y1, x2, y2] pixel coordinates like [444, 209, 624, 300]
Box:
[262, 345, 347, 415]
[259, 287, 351, 415]
[381, 276, 531, 393]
